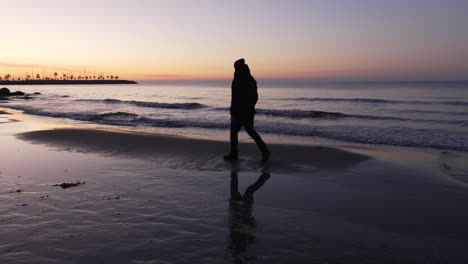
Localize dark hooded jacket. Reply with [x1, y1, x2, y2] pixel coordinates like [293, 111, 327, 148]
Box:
[230, 61, 258, 116]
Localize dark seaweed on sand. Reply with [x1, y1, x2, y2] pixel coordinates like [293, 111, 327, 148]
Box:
[53, 181, 86, 189]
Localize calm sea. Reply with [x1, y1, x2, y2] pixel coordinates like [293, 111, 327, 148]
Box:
[2, 81, 468, 152]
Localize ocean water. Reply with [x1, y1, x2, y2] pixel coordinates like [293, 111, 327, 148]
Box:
[1, 81, 468, 152]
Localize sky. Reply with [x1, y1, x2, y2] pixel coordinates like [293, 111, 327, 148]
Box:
[0, 0, 467, 82]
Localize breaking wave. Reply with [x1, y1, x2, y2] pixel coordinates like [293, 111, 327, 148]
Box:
[77, 98, 207, 109]
[285, 97, 468, 106]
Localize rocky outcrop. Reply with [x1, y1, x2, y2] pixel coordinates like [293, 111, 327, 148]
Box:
[10, 91, 25, 96]
[0, 87, 30, 99]
[0, 87, 10, 96]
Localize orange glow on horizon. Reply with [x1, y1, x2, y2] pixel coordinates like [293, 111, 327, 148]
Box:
[1, 52, 467, 82]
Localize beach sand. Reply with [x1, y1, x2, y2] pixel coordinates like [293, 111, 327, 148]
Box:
[1, 108, 468, 264]
[17, 128, 369, 173]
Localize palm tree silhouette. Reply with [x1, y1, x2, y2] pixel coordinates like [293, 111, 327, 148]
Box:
[54, 72, 58, 80]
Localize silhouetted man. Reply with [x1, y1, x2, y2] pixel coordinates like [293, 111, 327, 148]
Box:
[224, 59, 270, 161]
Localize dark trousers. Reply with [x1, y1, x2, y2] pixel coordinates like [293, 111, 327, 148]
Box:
[230, 113, 269, 155]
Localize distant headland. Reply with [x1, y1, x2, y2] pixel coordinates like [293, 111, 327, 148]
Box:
[0, 72, 137, 85]
[0, 80, 137, 85]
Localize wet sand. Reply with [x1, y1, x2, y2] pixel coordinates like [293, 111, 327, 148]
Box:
[17, 128, 369, 172]
[1, 108, 468, 264]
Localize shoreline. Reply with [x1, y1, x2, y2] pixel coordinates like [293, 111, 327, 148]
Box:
[3, 107, 467, 183]
[2, 104, 467, 155]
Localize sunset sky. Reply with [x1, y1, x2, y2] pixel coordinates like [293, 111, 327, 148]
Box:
[0, 0, 467, 81]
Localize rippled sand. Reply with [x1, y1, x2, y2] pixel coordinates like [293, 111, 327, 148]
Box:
[1, 109, 468, 264]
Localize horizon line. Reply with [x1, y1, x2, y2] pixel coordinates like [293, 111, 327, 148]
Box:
[135, 78, 468, 84]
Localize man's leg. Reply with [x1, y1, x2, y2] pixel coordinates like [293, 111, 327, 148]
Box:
[244, 115, 270, 161]
[244, 119, 268, 152]
[225, 115, 242, 160]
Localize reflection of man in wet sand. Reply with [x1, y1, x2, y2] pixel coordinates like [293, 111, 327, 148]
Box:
[227, 170, 270, 263]
[224, 58, 270, 162]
